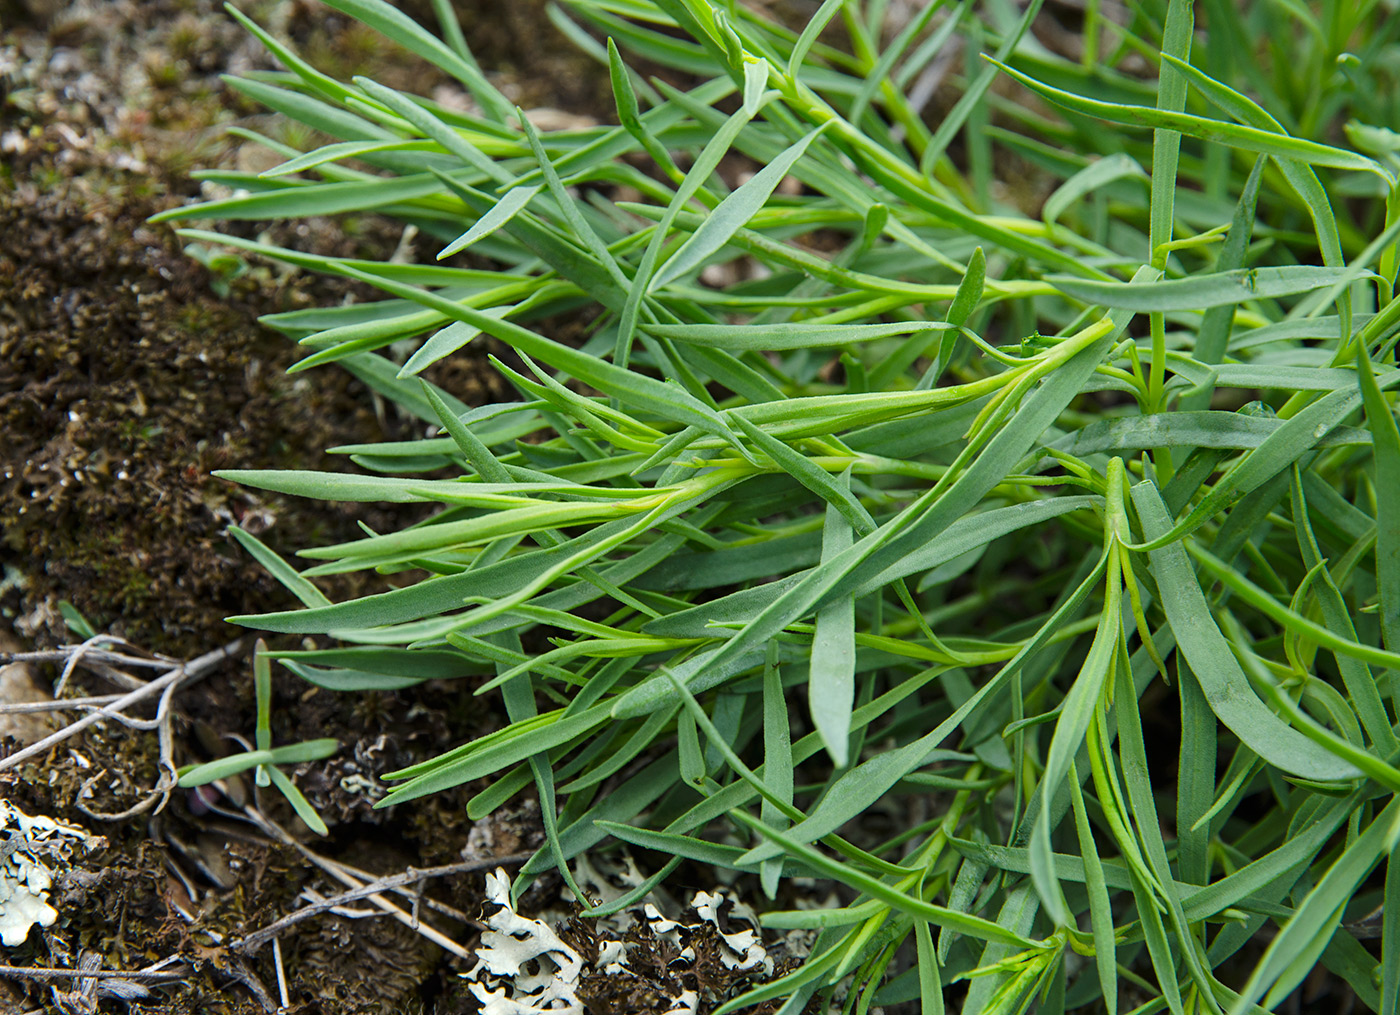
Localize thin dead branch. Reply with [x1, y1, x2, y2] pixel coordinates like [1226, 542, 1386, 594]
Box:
[0, 638, 244, 774]
[0, 965, 186, 983]
[235, 852, 532, 954]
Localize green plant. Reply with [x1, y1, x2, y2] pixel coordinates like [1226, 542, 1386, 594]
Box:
[155, 0, 1400, 1010]
[183, 241, 251, 298]
[177, 639, 337, 835]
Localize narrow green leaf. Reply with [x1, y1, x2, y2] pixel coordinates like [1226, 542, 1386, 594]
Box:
[761, 653, 792, 898]
[179, 750, 279, 786]
[222, 76, 392, 142]
[439, 186, 541, 259]
[991, 58, 1387, 177]
[420, 382, 511, 484]
[1032, 545, 1120, 925]
[810, 482, 857, 768]
[1047, 411, 1370, 459]
[260, 139, 441, 178]
[1049, 266, 1365, 311]
[915, 919, 945, 1015]
[737, 549, 1110, 866]
[1070, 764, 1116, 1015]
[1189, 541, 1400, 673]
[1044, 153, 1147, 226]
[1176, 660, 1216, 887]
[1359, 341, 1400, 658]
[1289, 469, 1397, 755]
[615, 320, 1119, 719]
[222, 4, 355, 104]
[646, 320, 960, 352]
[730, 810, 1043, 949]
[678, 705, 704, 786]
[334, 266, 747, 448]
[150, 173, 452, 223]
[267, 765, 330, 836]
[595, 820, 801, 873]
[1232, 799, 1400, 1013]
[651, 127, 826, 292]
[921, 0, 1046, 173]
[322, 0, 512, 121]
[1131, 480, 1363, 782]
[786, 0, 843, 78]
[1384, 843, 1400, 1015]
[178, 738, 337, 787]
[1180, 156, 1266, 412]
[253, 640, 272, 791]
[228, 526, 332, 608]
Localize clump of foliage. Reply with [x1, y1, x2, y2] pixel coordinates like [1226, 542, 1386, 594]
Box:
[157, 0, 1400, 1010]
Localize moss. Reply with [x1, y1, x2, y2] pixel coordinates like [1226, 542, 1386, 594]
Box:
[0, 177, 410, 652]
[0, 0, 527, 651]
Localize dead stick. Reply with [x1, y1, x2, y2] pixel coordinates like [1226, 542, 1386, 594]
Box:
[0, 639, 243, 773]
[0, 651, 172, 668]
[237, 802, 476, 960]
[235, 853, 531, 954]
[0, 694, 125, 715]
[0, 966, 187, 983]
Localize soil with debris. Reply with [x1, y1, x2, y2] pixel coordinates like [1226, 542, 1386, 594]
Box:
[0, 1, 624, 1012]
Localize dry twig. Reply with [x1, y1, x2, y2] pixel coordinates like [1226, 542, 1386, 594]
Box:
[235, 852, 532, 953]
[0, 965, 186, 983]
[0, 638, 245, 820]
[0, 638, 243, 773]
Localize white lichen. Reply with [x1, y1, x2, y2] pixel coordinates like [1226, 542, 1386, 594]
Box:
[595, 939, 629, 975]
[691, 890, 768, 973]
[463, 864, 775, 1014]
[0, 801, 101, 948]
[464, 862, 784, 1013]
[465, 869, 585, 1015]
[661, 989, 700, 1015]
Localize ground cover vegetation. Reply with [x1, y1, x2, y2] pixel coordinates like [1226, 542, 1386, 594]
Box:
[156, 0, 1400, 1010]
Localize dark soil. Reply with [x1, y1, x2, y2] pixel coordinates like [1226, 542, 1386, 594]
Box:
[0, 0, 541, 653]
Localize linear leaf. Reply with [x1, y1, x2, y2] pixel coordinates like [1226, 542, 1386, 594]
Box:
[1131, 480, 1363, 782]
[809, 481, 856, 768]
[651, 127, 825, 291]
[1049, 266, 1365, 311]
[991, 59, 1387, 177]
[646, 320, 960, 352]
